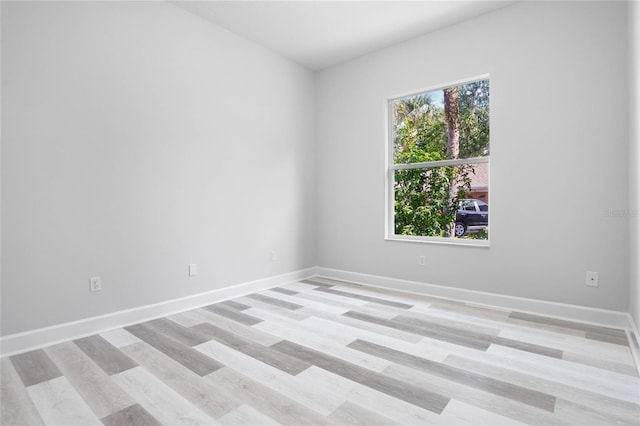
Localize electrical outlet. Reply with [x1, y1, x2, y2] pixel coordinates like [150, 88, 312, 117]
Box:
[269, 250, 277, 262]
[89, 276, 101, 292]
[586, 271, 599, 287]
[189, 264, 197, 277]
[418, 255, 426, 266]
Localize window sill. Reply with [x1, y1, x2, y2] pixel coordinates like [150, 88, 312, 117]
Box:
[385, 235, 490, 248]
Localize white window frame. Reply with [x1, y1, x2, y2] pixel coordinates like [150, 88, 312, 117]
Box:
[384, 75, 490, 247]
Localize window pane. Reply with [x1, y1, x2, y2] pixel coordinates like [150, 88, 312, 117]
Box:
[462, 201, 476, 211]
[392, 79, 489, 165]
[394, 162, 488, 240]
[394, 167, 452, 237]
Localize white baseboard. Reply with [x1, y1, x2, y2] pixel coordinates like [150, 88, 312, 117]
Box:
[625, 315, 640, 376]
[0, 267, 317, 357]
[2, 265, 636, 368]
[316, 267, 631, 329]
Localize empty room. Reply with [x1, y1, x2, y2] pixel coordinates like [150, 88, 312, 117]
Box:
[2, 0, 640, 425]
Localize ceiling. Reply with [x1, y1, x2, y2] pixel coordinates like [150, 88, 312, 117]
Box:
[171, 1, 517, 70]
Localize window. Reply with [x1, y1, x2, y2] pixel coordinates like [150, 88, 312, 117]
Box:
[386, 77, 490, 245]
[461, 200, 476, 212]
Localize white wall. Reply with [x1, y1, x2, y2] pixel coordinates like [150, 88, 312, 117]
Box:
[316, 1, 630, 311]
[630, 0, 640, 331]
[2, 0, 635, 339]
[1, 1, 316, 335]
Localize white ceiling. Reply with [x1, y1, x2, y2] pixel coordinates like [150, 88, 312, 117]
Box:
[171, 1, 517, 70]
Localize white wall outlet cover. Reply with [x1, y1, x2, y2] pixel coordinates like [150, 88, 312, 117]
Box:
[189, 264, 198, 276]
[89, 277, 101, 292]
[586, 271, 599, 287]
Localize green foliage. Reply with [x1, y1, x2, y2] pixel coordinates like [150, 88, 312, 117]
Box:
[463, 228, 489, 240]
[392, 80, 489, 238]
[458, 80, 490, 158]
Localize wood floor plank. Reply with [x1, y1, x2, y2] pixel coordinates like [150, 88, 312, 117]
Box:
[296, 365, 445, 425]
[498, 323, 635, 365]
[271, 339, 450, 414]
[203, 303, 263, 325]
[314, 287, 414, 309]
[145, 317, 212, 346]
[296, 307, 423, 344]
[252, 312, 392, 372]
[192, 322, 311, 375]
[284, 285, 380, 313]
[270, 287, 298, 296]
[393, 312, 563, 358]
[293, 281, 429, 321]
[9, 349, 62, 387]
[253, 308, 422, 365]
[74, 334, 138, 375]
[485, 345, 640, 404]
[299, 279, 335, 288]
[246, 292, 304, 310]
[101, 404, 162, 426]
[313, 279, 436, 308]
[348, 309, 565, 359]
[195, 339, 344, 416]
[438, 399, 528, 426]
[347, 339, 556, 411]
[217, 300, 252, 311]
[165, 311, 206, 328]
[343, 310, 491, 350]
[121, 341, 239, 419]
[491, 336, 563, 359]
[509, 311, 628, 340]
[297, 303, 352, 318]
[506, 317, 588, 338]
[265, 289, 351, 316]
[429, 302, 513, 321]
[111, 367, 216, 426]
[192, 307, 283, 346]
[45, 341, 135, 419]
[552, 396, 639, 426]
[1, 358, 45, 426]
[444, 353, 640, 425]
[327, 401, 398, 426]
[393, 311, 502, 337]
[239, 297, 310, 321]
[250, 306, 359, 345]
[562, 350, 639, 376]
[27, 376, 102, 426]
[358, 302, 423, 319]
[383, 363, 565, 426]
[411, 302, 588, 348]
[283, 282, 368, 304]
[391, 314, 498, 347]
[216, 403, 281, 426]
[100, 328, 142, 348]
[207, 367, 333, 426]
[125, 323, 222, 376]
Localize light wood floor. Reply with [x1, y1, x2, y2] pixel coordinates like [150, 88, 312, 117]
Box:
[2, 277, 639, 425]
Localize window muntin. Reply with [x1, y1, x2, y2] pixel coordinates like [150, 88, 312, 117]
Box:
[387, 77, 490, 244]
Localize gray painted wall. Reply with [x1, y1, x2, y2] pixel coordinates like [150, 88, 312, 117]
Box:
[316, 1, 630, 311]
[2, 1, 635, 337]
[1, 1, 316, 335]
[630, 0, 640, 331]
